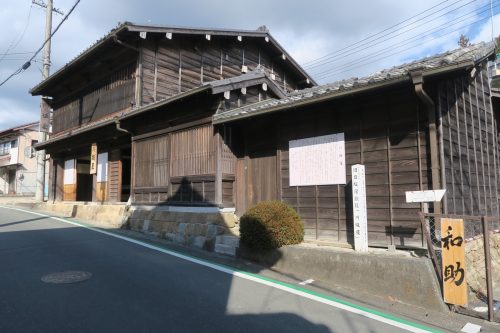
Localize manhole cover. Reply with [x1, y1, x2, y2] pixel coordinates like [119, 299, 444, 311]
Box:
[41, 271, 92, 284]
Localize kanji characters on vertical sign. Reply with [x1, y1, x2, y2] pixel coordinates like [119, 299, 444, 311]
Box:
[352, 164, 368, 252]
[441, 218, 467, 306]
[90, 143, 97, 175]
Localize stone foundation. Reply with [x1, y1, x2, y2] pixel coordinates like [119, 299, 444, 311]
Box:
[126, 207, 239, 251]
[465, 231, 500, 298]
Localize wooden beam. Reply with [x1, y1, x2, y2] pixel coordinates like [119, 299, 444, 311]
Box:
[131, 116, 212, 141]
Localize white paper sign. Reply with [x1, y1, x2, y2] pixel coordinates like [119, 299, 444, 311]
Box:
[352, 164, 368, 252]
[63, 159, 75, 185]
[405, 190, 446, 203]
[97, 152, 108, 182]
[289, 133, 346, 186]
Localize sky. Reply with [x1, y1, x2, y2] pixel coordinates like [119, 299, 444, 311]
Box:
[0, 0, 499, 129]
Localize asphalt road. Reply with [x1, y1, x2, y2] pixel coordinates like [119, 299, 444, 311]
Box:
[0, 206, 437, 333]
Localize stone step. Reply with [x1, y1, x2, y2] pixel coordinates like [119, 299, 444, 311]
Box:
[215, 235, 240, 248]
[214, 243, 237, 256]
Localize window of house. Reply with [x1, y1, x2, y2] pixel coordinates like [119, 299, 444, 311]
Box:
[0, 142, 11, 155]
[10, 139, 17, 148]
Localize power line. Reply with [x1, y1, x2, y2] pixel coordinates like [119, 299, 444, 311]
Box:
[0, 4, 34, 64]
[302, 0, 462, 67]
[312, 1, 498, 79]
[0, 0, 81, 88]
[0, 51, 36, 56]
[305, 0, 481, 70]
[314, 15, 493, 81]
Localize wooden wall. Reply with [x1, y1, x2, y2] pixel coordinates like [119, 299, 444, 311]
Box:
[140, 37, 299, 105]
[108, 149, 122, 202]
[134, 135, 169, 188]
[131, 124, 235, 205]
[52, 64, 136, 134]
[96, 182, 107, 202]
[231, 84, 430, 248]
[438, 66, 500, 217]
[170, 125, 215, 177]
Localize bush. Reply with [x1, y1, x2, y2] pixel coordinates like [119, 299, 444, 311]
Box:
[240, 201, 304, 251]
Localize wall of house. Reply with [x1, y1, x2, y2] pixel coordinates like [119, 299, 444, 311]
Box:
[131, 123, 235, 206]
[140, 36, 300, 105]
[438, 66, 500, 218]
[51, 63, 136, 134]
[230, 83, 431, 248]
[0, 128, 42, 196]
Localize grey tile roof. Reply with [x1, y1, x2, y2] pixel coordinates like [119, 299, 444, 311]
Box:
[213, 42, 495, 124]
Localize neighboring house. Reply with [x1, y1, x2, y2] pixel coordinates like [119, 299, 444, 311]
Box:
[0, 122, 40, 196]
[31, 21, 500, 248]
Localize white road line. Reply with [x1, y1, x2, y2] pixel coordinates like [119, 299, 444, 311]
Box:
[0, 205, 439, 333]
[299, 278, 315, 285]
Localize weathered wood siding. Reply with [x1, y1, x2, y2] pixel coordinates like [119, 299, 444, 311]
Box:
[233, 84, 430, 247]
[108, 149, 122, 202]
[52, 64, 136, 134]
[131, 124, 235, 205]
[438, 66, 500, 217]
[139, 37, 298, 105]
[133, 135, 169, 188]
[170, 125, 215, 177]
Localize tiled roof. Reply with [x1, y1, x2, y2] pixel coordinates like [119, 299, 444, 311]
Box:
[0, 121, 39, 137]
[213, 42, 495, 124]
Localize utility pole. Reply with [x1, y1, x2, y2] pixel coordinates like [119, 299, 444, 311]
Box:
[33, 0, 62, 201]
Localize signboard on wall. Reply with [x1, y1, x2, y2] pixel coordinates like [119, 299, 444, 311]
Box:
[90, 143, 97, 174]
[352, 164, 368, 252]
[63, 159, 75, 185]
[289, 133, 346, 186]
[97, 152, 108, 182]
[441, 218, 467, 306]
[405, 189, 446, 203]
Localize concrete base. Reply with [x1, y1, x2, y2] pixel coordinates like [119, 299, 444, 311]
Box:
[238, 244, 447, 312]
[7, 202, 128, 228]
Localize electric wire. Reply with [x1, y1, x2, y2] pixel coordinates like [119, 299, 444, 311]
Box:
[313, 2, 498, 80]
[305, 0, 483, 70]
[303, 0, 467, 67]
[0, 4, 34, 64]
[315, 15, 493, 81]
[0, 0, 81, 88]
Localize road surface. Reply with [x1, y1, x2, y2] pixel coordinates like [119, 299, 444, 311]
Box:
[0, 206, 440, 333]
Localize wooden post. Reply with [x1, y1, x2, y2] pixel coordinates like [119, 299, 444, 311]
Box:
[55, 159, 64, 202]
[215, 128, 223, 207]
[47, 158, 54, 202]
[482, 216, 494, 321]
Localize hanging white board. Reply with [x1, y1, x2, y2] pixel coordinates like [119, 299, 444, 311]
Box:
[289, 133, 346, 186]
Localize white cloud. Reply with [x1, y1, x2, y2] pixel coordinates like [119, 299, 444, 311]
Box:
[471, 13, 500, 43]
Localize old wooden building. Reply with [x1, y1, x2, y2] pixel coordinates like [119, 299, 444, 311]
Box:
[32, 22, 313, 204]
[32, 22, 499, 248]
[212, 42, 499, 247]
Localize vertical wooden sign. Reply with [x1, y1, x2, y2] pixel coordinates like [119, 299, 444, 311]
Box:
[352, 164, 368, 252]
[90, 143, 97, 174]
[441, 218, 467, 306]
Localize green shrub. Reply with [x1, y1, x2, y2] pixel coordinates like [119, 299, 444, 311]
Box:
[240, 201, 304, 251]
